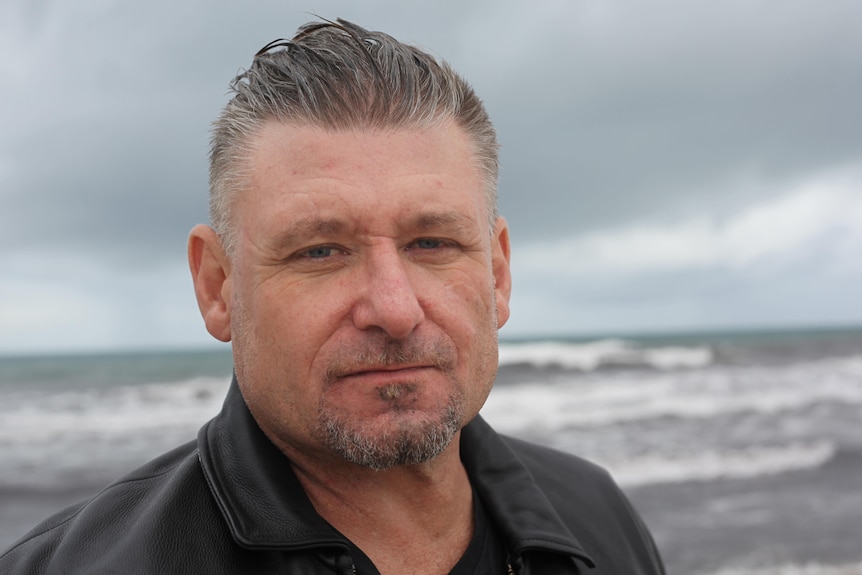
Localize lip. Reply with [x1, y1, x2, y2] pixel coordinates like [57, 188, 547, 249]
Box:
[337, 364, 434, 380]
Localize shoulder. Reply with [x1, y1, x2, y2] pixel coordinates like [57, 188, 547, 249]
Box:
[501, 434, 665, 574]
[500, 434, 617, 496]
[0, 440, 230, 574]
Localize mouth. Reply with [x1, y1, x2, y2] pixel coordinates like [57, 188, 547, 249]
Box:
[338, 364, 434, 379]
[346, 363, 436, 375]
[327, 365, 433, 404]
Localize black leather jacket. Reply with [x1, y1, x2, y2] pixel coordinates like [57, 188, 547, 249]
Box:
[1, 380, 665, 574]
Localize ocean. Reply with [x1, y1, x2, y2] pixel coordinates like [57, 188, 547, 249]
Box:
[1, 327, 861, 574]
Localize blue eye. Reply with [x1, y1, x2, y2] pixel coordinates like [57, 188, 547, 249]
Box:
[414, 239, 444, 249]
[305, 246, 334, 258]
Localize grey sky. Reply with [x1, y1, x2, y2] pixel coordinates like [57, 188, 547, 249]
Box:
[2, 0, 861, 353]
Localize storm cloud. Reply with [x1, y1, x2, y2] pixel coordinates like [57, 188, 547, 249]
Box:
[2, 0, 860, 352]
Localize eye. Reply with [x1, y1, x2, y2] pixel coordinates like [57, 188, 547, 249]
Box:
[304, 246, 336, 259]
[292, 245, 347, 261]
[410, 238, 447, 250]
[404, 238, 462, 263]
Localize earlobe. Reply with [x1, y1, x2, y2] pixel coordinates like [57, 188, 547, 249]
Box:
[491, 217, 512, 328]
[188, 224, 233, 342]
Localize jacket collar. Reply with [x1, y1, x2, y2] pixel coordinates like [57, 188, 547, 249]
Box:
[198, 377, 594, 567]
[198, 379, 346, 551]
[460, 416, 595, 569]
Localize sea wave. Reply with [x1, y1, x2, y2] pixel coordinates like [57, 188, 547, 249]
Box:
[3, 352, 860, 492]
[606, 441, 836, 487]
[0, 376, 230, 444]
[483, 356, 862, 429]
[498, 339, 714, 371]
[0, 376, 232, 488]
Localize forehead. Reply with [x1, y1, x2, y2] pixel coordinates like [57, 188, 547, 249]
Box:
[237, 120, 488, 234]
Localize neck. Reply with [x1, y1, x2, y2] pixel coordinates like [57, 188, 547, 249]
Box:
[290, 435, 475, 575]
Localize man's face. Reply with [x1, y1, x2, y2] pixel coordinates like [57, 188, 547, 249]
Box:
[196, 120, 511, 470]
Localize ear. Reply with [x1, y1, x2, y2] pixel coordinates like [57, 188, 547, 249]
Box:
[188, 224, 233, 342]
[491, 217, 512, 329]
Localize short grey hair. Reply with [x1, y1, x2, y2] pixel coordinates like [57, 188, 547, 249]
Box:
[209, 18, 499, 255]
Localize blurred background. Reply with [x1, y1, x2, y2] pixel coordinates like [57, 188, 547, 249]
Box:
[2, 1, 861, 573]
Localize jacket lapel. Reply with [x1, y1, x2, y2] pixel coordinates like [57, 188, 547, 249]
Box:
[460, 415, 596, 571]
[197, 378, 346, 552]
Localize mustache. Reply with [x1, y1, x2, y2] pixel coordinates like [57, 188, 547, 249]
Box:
[324, 335, 455, 382]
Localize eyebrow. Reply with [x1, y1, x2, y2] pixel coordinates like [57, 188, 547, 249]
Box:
[407, 211, 476, 234]
[271, 210, 478, 249]
[271, 217, 349, 249]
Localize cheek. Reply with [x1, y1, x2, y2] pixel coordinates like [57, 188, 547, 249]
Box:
[424, 277, 499, 381]
[439, 272, 497, 325]
[446, 272, 500, 346]
[253, 278, 356, 371]
[253, 279, 324, 333]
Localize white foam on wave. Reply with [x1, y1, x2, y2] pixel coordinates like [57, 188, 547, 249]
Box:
[606, 441, 836, 488]
[701, 562, 862, 575]
[498, 339, 714, 370]
[483, 376, 678, 431]
[482, 355, 862, 430]
[0, 376, 231, 443]
[0, 376, 233, 487]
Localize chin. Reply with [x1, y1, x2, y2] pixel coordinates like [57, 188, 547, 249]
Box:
[315, 402, 464, 470]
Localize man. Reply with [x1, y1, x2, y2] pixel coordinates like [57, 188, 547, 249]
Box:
[1, 19, 665, 574]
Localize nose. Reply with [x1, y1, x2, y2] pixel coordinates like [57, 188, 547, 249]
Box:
[351, 244, 425, 340]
